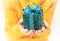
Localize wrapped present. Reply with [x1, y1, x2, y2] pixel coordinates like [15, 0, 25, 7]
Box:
[23, 2, 44, 30]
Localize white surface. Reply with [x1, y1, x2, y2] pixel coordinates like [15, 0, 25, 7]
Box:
[49, 0, 60, 41]
[0, 0, 60, 41]
[0, 0, 7, 41]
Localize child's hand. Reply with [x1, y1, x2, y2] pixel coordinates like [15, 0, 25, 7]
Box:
[19, 19, 49, 35]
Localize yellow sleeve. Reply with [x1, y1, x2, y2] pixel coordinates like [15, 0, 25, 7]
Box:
[2, 0, 24, 38]
[3, 0, 22, 32]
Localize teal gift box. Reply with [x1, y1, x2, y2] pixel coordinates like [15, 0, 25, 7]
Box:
[23, 2, 44, 30]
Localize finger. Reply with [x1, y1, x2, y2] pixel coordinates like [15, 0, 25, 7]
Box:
[43, 20, 49, 29]
[23, 29, 29, 33]
[37, 26, 46, 34]
[19, 19, 23, 25]
[28, 30, 35, 34]
[37, 26, 45, 34]
[41, 26, 46, 32]
[37, 30, 42, 34]
[19, 24, 29, 33]
[25, 30, 35, 35]
[35, 30, 38, 34]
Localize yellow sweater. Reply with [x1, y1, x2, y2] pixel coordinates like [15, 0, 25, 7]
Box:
[2, 0, 57, 41]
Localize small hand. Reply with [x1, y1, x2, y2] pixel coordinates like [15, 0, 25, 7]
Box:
[19, 19, 49, 35]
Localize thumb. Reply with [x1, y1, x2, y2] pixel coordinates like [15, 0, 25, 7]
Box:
[19, 19, 23, 25]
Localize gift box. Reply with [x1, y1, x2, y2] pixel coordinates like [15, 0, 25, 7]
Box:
[23, 2, 44, 30]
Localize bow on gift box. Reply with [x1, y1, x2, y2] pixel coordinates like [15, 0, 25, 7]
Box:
[23, 2, 44, 30]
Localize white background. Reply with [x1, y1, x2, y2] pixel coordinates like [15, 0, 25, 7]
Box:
[0, 0, 60, 41]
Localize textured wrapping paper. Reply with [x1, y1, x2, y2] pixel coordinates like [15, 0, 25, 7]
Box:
[23, 2, 43, 30]
[2, 0, 57, 41]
